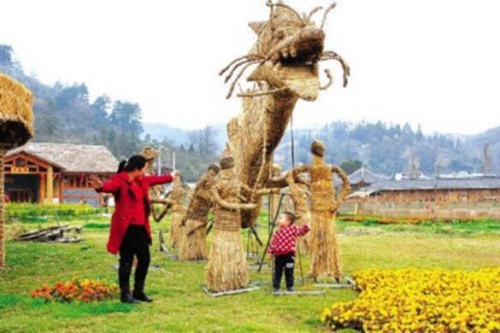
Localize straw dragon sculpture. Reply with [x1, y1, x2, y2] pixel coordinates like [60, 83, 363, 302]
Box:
[218, 1, 349, 228]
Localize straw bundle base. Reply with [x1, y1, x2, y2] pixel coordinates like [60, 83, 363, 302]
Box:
[309, 212, 342, 280]
[179, 219, 207, 261]
[206, 230, 249, 292]
[169, 211, 184, 249]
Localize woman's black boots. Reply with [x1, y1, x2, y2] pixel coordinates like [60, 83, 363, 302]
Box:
[133, 282, 153, 302]
[119, 261, 139, 304]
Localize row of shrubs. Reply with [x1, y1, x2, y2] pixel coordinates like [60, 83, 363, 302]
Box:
[5, 203, 106, 220]
[322, 268, 500, 332]
[337, 214, 479, 225]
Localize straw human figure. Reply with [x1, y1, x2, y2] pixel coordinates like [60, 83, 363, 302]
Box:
[167, 174, 188, 249]
[140, 146, 170, 222]
[206, 156, 257, 292]
[179, 163, 220, 261]
[0, 74, 34, 270]
[293, 140, 350, 281]
[284, 170, 312, 252]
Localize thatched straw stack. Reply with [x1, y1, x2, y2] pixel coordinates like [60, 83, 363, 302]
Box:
[206, 157, 256, 292]
[179, 164, 219, 261]
[168, 176, 187, 249]
[293, 140, 350, 280]
[0, 73, 34, 270]
[0, 74, 34, 146]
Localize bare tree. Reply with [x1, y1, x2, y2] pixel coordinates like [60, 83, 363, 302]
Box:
[188, 126, 219, 160]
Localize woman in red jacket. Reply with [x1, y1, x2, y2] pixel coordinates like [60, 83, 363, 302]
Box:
[90, 155, 177, 303]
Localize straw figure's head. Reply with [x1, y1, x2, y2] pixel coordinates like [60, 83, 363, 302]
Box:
[208, 163, 221, 176]
[140, 146, 161, 161]
[140, 146, 161, 174]
[271, 163, 283, 177]
[311, 140, 326, 158]
[220, 157, 235, 170]
[221, 1, 349, 100]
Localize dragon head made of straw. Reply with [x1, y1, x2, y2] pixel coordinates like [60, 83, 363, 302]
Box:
[221, 1, 349, 101]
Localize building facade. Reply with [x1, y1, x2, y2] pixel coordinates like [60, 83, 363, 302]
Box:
[4, 142, 118, 206]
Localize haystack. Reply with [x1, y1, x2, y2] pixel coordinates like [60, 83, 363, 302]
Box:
[0, 73, 34, 270]
[179, 163, 219, 261]
[205, 157, 256, 292]
[293, 140, 350, 280]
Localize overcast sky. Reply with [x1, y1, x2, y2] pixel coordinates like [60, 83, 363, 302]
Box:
[1, 0, 499, 135]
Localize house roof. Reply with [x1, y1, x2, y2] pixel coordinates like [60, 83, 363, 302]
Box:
[348, 167, 390, 184]
[363, 177, 500, 192]
[5, 142, 119, 173]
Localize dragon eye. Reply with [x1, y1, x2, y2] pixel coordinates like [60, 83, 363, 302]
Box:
[274, 29, 285, 39]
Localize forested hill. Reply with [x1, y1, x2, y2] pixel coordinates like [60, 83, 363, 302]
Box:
[0, 44, 143, 160]
[2, 44, 499, 180]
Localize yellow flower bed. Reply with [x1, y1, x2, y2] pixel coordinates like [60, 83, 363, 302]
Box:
[321, 268, 500, 332]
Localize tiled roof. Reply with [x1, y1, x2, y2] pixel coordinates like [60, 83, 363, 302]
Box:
[348, 167, 390, 184]
[6, 142, 118, 173]
[363, 177, 500, 191]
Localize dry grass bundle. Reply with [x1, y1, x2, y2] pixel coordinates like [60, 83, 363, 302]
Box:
[293, 140, 350, 280]
[0, 74, 34, 147]
[205, 162, 256, 292]
[1, 73, 34, 270]
[179, 165, 219, 261]
[205, 230, 249, 292]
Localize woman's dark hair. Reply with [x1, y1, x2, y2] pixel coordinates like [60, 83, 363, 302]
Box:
[117, 155, 147, 173]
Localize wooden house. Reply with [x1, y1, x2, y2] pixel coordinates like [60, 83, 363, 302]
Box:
[4, 142, 118, 205]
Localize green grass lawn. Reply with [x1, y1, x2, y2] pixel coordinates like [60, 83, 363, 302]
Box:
[1, 215, 499, 333]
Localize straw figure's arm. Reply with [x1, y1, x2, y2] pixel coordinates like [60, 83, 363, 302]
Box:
[292, 165, 311, 177]
[264, 174, 289, 189]
[210, 187, 257, 211]
[150, 188, 173, 222]
[255, 187, 284, 196]
[330, 165, 351, 212]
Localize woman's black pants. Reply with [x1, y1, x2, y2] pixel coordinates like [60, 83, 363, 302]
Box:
[118, 225, 150, 295]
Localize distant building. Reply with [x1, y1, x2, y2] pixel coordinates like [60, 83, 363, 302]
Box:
[4, 142, 118, 205]
[349, 176, 500, 203]
[348, 167, 389, 192]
